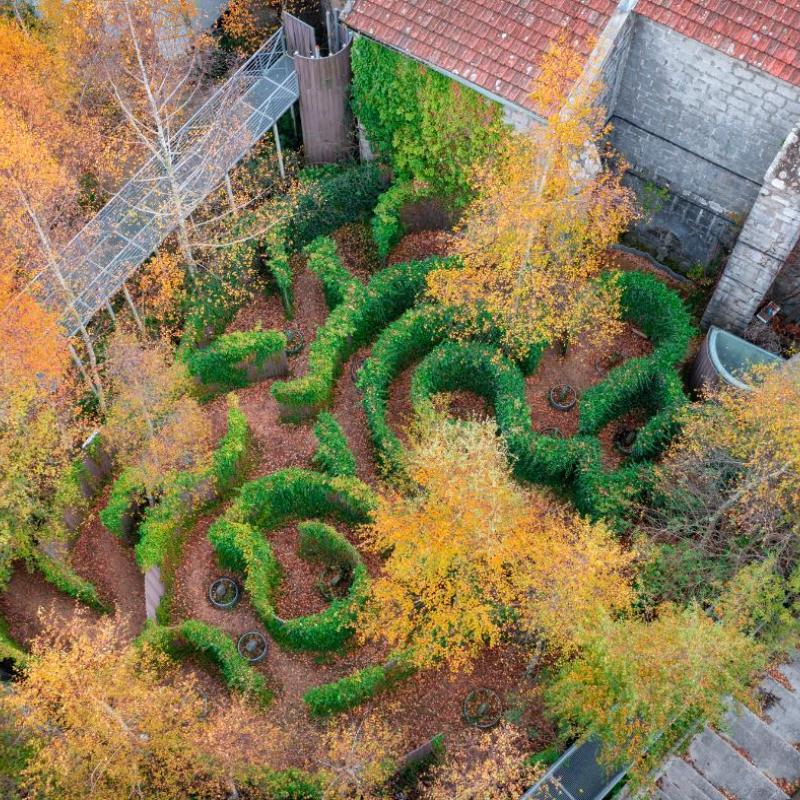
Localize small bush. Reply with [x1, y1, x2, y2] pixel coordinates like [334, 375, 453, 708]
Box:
[141, 620, 272, 706]
[184, 329, 287, 391]
[303, 660, 414, 717]
[312, 413, 357, 478]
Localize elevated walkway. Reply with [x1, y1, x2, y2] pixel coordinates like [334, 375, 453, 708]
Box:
[30, 28, 299, 336]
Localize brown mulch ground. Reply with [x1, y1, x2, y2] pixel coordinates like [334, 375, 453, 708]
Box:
[70, 508, 147, 635]
[0, 563, 100, 646]
[387, 229, 455, 264]
[524, 325, 653, 464]
[332, 222, 381, 281]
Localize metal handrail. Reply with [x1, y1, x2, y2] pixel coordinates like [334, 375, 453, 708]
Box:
[20, 27, 298, 336]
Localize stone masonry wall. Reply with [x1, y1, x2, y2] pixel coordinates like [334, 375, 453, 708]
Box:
[702, 124, 800, 332]
[611, 15, 800, 269]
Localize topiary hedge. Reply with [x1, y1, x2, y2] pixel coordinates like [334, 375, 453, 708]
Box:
[303, 658, 415, 717]
[184, 329, 288, 392]
[264, 232, 295, 319]
[271, 246, 459, 420]
[140, 619, 272, 706]
[372, 180, 430, 259]
[312, 413, 357, 478]
[357, 268, 695, 522]
[304, 236, 360, 311]
[33, 552, 111, 613]
[208, 469, 375, 652]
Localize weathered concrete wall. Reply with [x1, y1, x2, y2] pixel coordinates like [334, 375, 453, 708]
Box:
[702, 124, 800, 332]
[611, 16, 800, 268]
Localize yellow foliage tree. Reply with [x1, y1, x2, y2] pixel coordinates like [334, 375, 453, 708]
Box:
[103, 329, 211, 501]
[3, 611, 274, 800]
[427, 40, 638, 357]
[545, 603, 765, 776]
[359, 416, 633, 670]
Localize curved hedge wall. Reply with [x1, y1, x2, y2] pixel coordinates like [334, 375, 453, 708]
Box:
[358, 269, 696, 521]
[208, 469, 375, 652]
[140, 619, 271, 706]
[271, 236, 459, 419]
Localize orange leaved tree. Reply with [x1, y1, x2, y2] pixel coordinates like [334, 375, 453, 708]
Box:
[427, 40, 639, 357]
[359, 416, 633, 670]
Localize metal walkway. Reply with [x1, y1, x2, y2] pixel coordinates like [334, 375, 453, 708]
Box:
[30, 28, 299, 336]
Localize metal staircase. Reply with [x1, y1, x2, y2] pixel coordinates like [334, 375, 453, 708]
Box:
[30, 28, 299, 336]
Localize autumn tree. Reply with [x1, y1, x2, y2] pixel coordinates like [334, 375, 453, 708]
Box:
[0, 16, 106, 403]
[359, 415, 633, 670]
[320, 709, 404, 800]
[103, 329, 211, 501]
[427, 40, 638, 357]
[639, 361, 800, 605]
[421, 723, 539, 800]
[3, 611, 275, 800]
[545, 603, 765, 777]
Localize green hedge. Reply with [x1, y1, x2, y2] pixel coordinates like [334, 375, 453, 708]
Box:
[304, 236, 360, 310]
[271, 248, 459, 417]
[184, 329, 287, 391]
[0, 613, 24, 665]
[141, 619, 271, 706]
[303, 659, 415, 717]
[372, 180, 424, 259]
[208, 469, 375, 652]
[135, 396, 251, 573]
[357, 269, 695, 522]
[33, 552, 110, 613]
[264, 232, 294, 319]
[312, 413, 357, 478]
[99, 468, 144, 539]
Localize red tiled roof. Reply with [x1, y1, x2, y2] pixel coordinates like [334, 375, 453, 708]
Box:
[636, 1, 800, 88]
[343, 0, 617, 111]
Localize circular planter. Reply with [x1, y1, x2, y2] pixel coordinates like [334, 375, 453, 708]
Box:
[462, 688, 503, 729]
[284, 328, 305, 357]
[548, 384, 577, 412]
[237, 631, 268, 663]
[539, 426, 564, 439]
[208, 577, 239, 610]
[613, 427, 638, 455]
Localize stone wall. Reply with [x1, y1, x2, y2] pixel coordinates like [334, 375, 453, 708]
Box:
[610, 15, 800, 269]
[702, 124, 800, 332]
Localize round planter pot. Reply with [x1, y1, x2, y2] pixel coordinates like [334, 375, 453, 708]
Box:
[237, 631, 268, 663]
[208, 577, 239, 610]
[462, 688, 503, 729]
[548, 384, 577, 412]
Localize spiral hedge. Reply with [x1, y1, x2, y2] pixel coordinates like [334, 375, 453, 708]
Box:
[208, 469, 375, 652]
[140, 619, 272, 706]
[357, 268, 696, 521]
[271, 236, 459, 419]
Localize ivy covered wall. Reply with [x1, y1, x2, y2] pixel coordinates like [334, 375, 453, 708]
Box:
[350, 37, 508, 207]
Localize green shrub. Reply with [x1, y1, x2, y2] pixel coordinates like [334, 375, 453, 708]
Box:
[264, 232, 295, 319]
[33, 552, 110, 613]
[303, 660, 414, 717]
[0, 614, 24, 664]
[210, 396, 253, 494]
[372, 180, 421, 259]
[286, 162, 388, 248]
[209, 469, 375, 652]
[304, 236, 359, 310]
[184, 329, 287, 391]
[271, 253, 458, 417]
[99, 468, 144, 538]
[312, 413, 357, 478]
[241, 767, 324, 800]
[141, 620, 272, 706]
